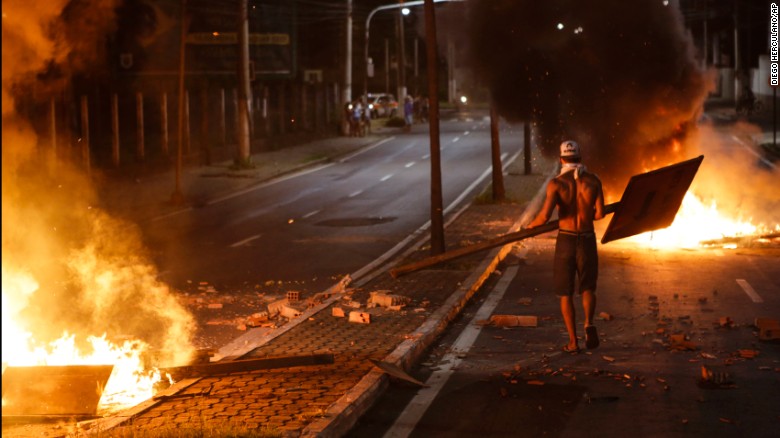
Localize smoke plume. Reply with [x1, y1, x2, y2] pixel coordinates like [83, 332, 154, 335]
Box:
[462, 0, 712, 194]
[2, 0, 195, 367]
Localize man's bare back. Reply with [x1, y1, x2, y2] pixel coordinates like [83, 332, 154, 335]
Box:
[528, 167, 605, 231]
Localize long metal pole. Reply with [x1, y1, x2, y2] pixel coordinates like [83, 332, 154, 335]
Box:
[172, 0, 186, 204]
[236, 0, 251, 165]
[345, 0, 353, 104]
[490, 104, 505, 201]
[424, 0, 444, 255]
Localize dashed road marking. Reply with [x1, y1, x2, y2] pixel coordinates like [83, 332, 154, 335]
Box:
[381, 174, 394, 181]
[452, 137, 460, 142]
[230, 234, 261, 248]
[405, 162, 415, 168]
[736, 279, 763, 303]
[348, 190, 363, 198]
[302, 210, 320, 219]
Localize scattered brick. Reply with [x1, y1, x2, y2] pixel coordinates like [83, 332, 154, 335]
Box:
[332, 307, 345, 318]
[489, 314, 538, 327]
[349, 311, 371, 324]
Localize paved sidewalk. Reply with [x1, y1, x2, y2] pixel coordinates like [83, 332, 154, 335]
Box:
[76, 123, 553, 437]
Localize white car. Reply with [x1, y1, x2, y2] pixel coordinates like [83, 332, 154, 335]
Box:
[365, 93, 398, 118]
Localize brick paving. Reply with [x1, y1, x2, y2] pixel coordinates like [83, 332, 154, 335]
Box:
[113, 202, 528, 437]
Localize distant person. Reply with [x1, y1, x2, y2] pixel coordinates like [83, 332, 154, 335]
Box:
[404, 96, 414, 131]
[527, 140, 606, 354]
[420, 96, 429, 123]
[351, 101, 364, 137]
[362, 102, 372, 135]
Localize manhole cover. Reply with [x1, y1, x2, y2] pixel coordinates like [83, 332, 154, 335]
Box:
[315, 217, 396, 227]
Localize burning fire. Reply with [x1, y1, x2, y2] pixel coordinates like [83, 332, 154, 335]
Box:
[628, 191, 772, 249]
[2, 267, 172, 415]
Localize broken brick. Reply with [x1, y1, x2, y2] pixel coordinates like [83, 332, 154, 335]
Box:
[349, 311, 371, 324]
[367, 291, 410, 309]
[489, 315, 538, 327]
[332, 306, 345, 318]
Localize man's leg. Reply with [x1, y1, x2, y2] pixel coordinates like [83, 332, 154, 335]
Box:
[582, 290, 596, 327]
[582, 290, 600, 349]
[560, 295, 578, 350]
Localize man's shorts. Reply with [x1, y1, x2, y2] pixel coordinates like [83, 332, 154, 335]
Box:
[553, 230, 598, 296]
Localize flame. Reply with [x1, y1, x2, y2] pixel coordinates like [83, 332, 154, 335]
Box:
[2, 266, 172, 415]
[628, 191, 766, 249]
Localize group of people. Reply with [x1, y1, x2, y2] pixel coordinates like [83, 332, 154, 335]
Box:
[343, 100, 371, 137]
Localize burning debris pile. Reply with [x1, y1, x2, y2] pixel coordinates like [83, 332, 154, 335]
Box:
[457, 0, 779, 247]
[2, 0, 196, 415]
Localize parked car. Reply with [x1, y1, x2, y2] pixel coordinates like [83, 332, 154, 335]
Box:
[365, 93, 398, 118]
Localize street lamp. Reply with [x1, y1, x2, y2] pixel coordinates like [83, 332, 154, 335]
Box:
[363, 0, 461, 107]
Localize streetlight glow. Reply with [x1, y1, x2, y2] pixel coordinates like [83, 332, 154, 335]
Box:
[402, 7, 411, 15]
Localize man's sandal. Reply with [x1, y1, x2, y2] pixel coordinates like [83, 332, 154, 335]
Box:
[562, 345, 580, 354]
[585, 325, 600, 349]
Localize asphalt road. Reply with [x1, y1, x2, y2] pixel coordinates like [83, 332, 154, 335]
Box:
[349, 219, 780, 438]
[139, 114, 523, 298]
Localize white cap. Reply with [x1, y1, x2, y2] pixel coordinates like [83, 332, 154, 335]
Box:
[560, 140, 581, 158]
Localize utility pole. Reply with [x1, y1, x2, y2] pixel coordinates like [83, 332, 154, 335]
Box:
[424, 0, 444, 254]
[398, 7, 407, 105]
[489, 104, 505, 201]
[236, 0, 252, 166]
[344, 0, 353, 104]
[171, 0, 187, 205]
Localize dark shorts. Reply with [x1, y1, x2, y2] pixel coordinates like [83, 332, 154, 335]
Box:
[554, 230, 598, 296]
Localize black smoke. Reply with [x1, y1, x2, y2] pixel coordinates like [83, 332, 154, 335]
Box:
[462, 0, 711, 193]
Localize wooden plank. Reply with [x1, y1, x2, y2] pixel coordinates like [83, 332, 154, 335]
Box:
[161, 354, 335, 379]
[390, 203, 619, 278]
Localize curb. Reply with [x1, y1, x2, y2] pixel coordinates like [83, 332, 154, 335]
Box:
[300, 217, 525, 437]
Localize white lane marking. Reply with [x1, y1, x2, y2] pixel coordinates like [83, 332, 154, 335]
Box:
[452, 137, 460, 143]
[405, 162, 415, 168]
[731, 136, 777, 169]
[736, 279, 764, 303]
[381, 174, 394, 181]
[384, 265, 520, 438]
[230, 234, 261, 248]
[151, 137, 396, 222]
[349, 190, 363, 198]
[337, 136, 396, 163]
[463, 131, 470, 135]
[351, 150, 521, 285]
[422, 154, 430, 159]
[302, 210, 320, 219]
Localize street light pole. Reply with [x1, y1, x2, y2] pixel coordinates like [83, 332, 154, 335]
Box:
[363, 0, 462, 107]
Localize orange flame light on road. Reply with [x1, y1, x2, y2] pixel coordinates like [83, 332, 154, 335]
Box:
[628, 191, 763, 249]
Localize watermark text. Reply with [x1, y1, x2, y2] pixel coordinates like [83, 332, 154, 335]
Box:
[771, 3, 779, 86]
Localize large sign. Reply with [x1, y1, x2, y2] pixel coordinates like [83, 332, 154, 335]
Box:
[601, 155, 704, 244]
[115, 0, 295, 79]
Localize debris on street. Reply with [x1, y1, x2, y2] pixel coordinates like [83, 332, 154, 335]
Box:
[486, 314, 538, 327]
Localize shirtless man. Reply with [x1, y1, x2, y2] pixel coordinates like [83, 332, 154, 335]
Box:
[527, 140, 606, 353]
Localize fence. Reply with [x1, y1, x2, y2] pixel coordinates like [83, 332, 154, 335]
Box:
[36, 81, 343, 174]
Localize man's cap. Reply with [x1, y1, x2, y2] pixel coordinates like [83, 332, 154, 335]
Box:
[560, 140, 581, 158]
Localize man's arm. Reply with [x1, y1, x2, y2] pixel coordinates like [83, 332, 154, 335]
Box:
[527, 181, 558, 228]
[593, 180, 606, 221]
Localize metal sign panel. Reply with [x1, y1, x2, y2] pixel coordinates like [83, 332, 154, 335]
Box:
[2, 365, 113, 417]
[601, 155, 704, 244]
